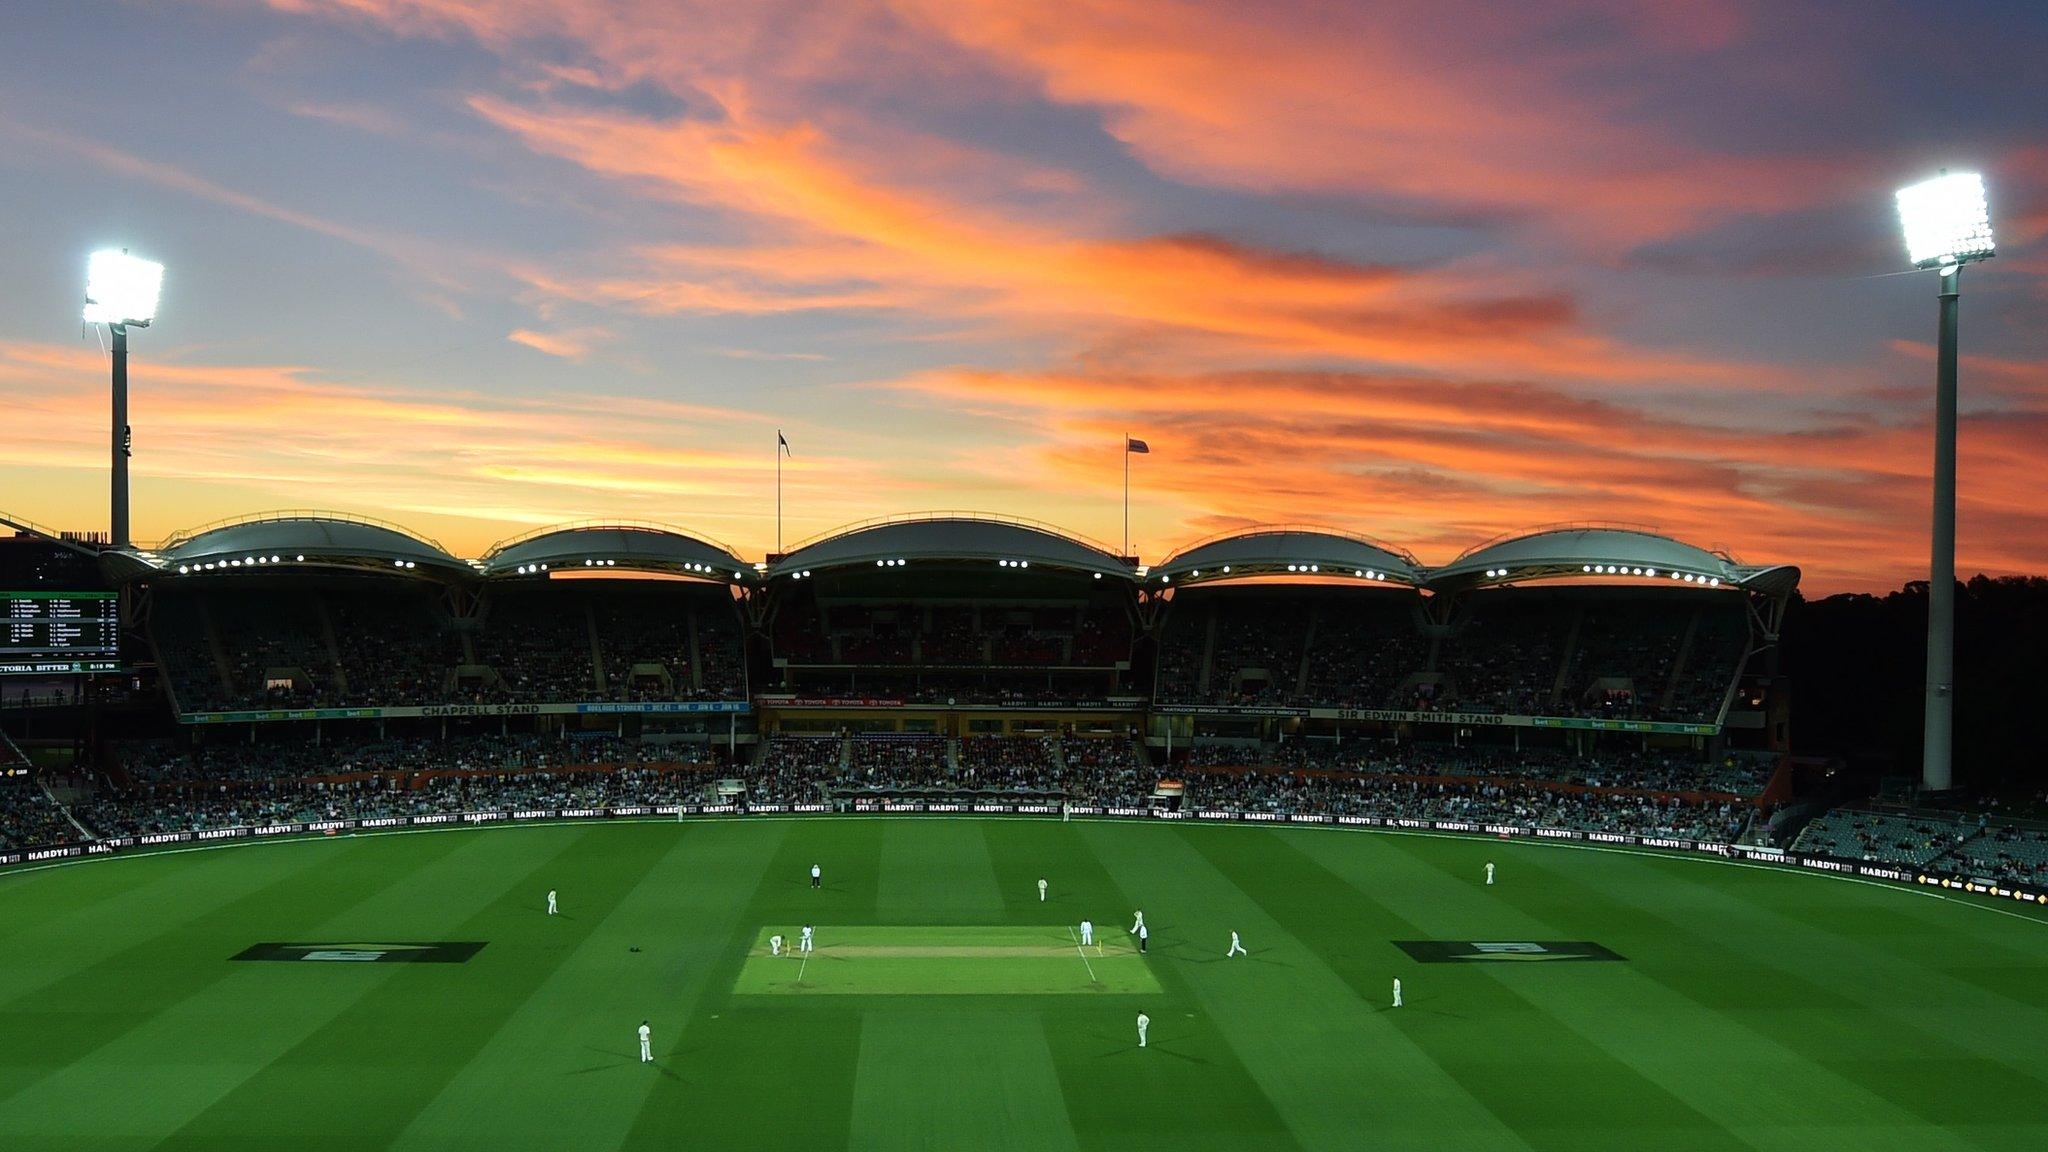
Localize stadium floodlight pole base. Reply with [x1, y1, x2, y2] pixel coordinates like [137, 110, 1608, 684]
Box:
[1920, 266, 1959, 795]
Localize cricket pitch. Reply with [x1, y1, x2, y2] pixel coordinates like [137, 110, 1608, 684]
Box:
[732, 925, 1163, 995]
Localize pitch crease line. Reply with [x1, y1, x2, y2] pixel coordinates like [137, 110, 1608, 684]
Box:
[1066, 925, 1098, 984]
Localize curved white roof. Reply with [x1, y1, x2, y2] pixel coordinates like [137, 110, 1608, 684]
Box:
[91, 508, 1796, 596]
[771, 513, 1131, 580]
[1156, 526, 1422, 587]
[1431, 526, 1776, 590]
[157, 512, 463, 578]
[481, 522, 746, 580]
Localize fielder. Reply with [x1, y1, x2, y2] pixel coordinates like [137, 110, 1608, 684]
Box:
[1227, 931, 1247, 958]
[1136, 1011, 1150, 1048]
[638, 1020, 653, 1063]
[547, 889, 558, 915]
[1137, 923, 1149, 954]
[1392, 978, 1403, 1008]
[1079, 919, 1094, 947]
[800, 924, 815, 954]
[1038, 877, 1048, 902]
[770, 933, 784, 957]
[1485, 861, 1495, 886]
[810, 863, 822, 889]
[1130, 909, 1145, 934]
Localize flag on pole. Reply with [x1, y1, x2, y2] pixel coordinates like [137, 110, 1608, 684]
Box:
[778, 431, 792, 456]
[1126, 437, 1150, 454]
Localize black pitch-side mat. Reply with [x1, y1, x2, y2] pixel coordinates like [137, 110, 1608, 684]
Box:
[1393, 940, 1625, 963]
[232, 942, 487, 963]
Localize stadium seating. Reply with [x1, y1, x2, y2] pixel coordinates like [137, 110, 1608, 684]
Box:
[474, 589, 599, 703]
[149, 582, 748, 711]
[1155, 589, 1746, 721]
[1792, 808, 1976, 867]
[0, 783, 79, 850]
[1941, 821, 2048, 886]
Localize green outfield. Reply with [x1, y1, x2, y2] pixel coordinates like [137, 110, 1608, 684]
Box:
[733, 924, 1161, 994]
[1, 817, 2044, 1151]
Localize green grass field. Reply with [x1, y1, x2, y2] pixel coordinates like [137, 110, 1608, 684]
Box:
[1, 816, 2044, 1151]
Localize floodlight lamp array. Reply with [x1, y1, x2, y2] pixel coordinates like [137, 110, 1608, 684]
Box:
[83, 249, 164, 325]
[1896, 172, 1995, 269]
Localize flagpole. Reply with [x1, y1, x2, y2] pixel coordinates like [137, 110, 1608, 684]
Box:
[1123, 433, 1129, 558]
[776, 429, 783, 554]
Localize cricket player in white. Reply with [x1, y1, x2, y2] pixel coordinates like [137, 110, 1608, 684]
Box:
[770, 934, 784, 957]
[1038, 877, 1048, 902]
[1392, 978, 1403, 1008]
[638, 1020, 652, 1062]
[1079, 919, 1094, 947]
[1130, 910, 1145, 934]
[1136, 1012, 1150, 1048]
[1136, 923, 1149, 954]
[1485, 861, 1495, 886]
[547, 890, 558, 915]
[1227, 931, 1247, 957]
[800, 925, 814, 954]
[810, 863, 821, 889]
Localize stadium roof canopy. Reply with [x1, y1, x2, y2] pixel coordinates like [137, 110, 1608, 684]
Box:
[1430, 525, 1800, 594]
[770, 513, 1133, 581]
[480, 522, 748, 582]
[152, 512, 467, 580]
[1153, 526, 1423, 588]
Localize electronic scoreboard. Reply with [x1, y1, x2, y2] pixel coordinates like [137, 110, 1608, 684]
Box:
[1, 591, 121, 675]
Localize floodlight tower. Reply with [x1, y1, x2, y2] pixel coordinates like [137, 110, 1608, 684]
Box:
[1894, 172, 1995, 794]
[83, 249, 164, 549]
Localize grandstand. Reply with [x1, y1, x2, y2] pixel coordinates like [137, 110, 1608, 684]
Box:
[2, 512, 1817, 858]
[1147, 526, 1778, 726]
[134, 517, 753, 716]
[763, 515, 1141, 704]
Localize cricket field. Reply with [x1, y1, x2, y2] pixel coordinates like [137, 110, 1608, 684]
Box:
[0, 816, 2043, 1150]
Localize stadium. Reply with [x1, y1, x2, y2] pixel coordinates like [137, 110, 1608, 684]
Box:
[3, 507, 2044, 1150]
[5, 4, 2045, 1148]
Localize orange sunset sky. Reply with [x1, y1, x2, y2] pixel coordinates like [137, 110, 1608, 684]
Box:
[2, 1, 2044, 591]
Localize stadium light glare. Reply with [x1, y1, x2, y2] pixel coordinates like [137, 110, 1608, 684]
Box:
[1221, 566, 1230, 573]
[1092, 572, 1101, 579]
[177, 565, 188, 574]
[83, 249, 164, 326]
[1896, 172, 1994, 270]
[296, 554, 304, 561]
